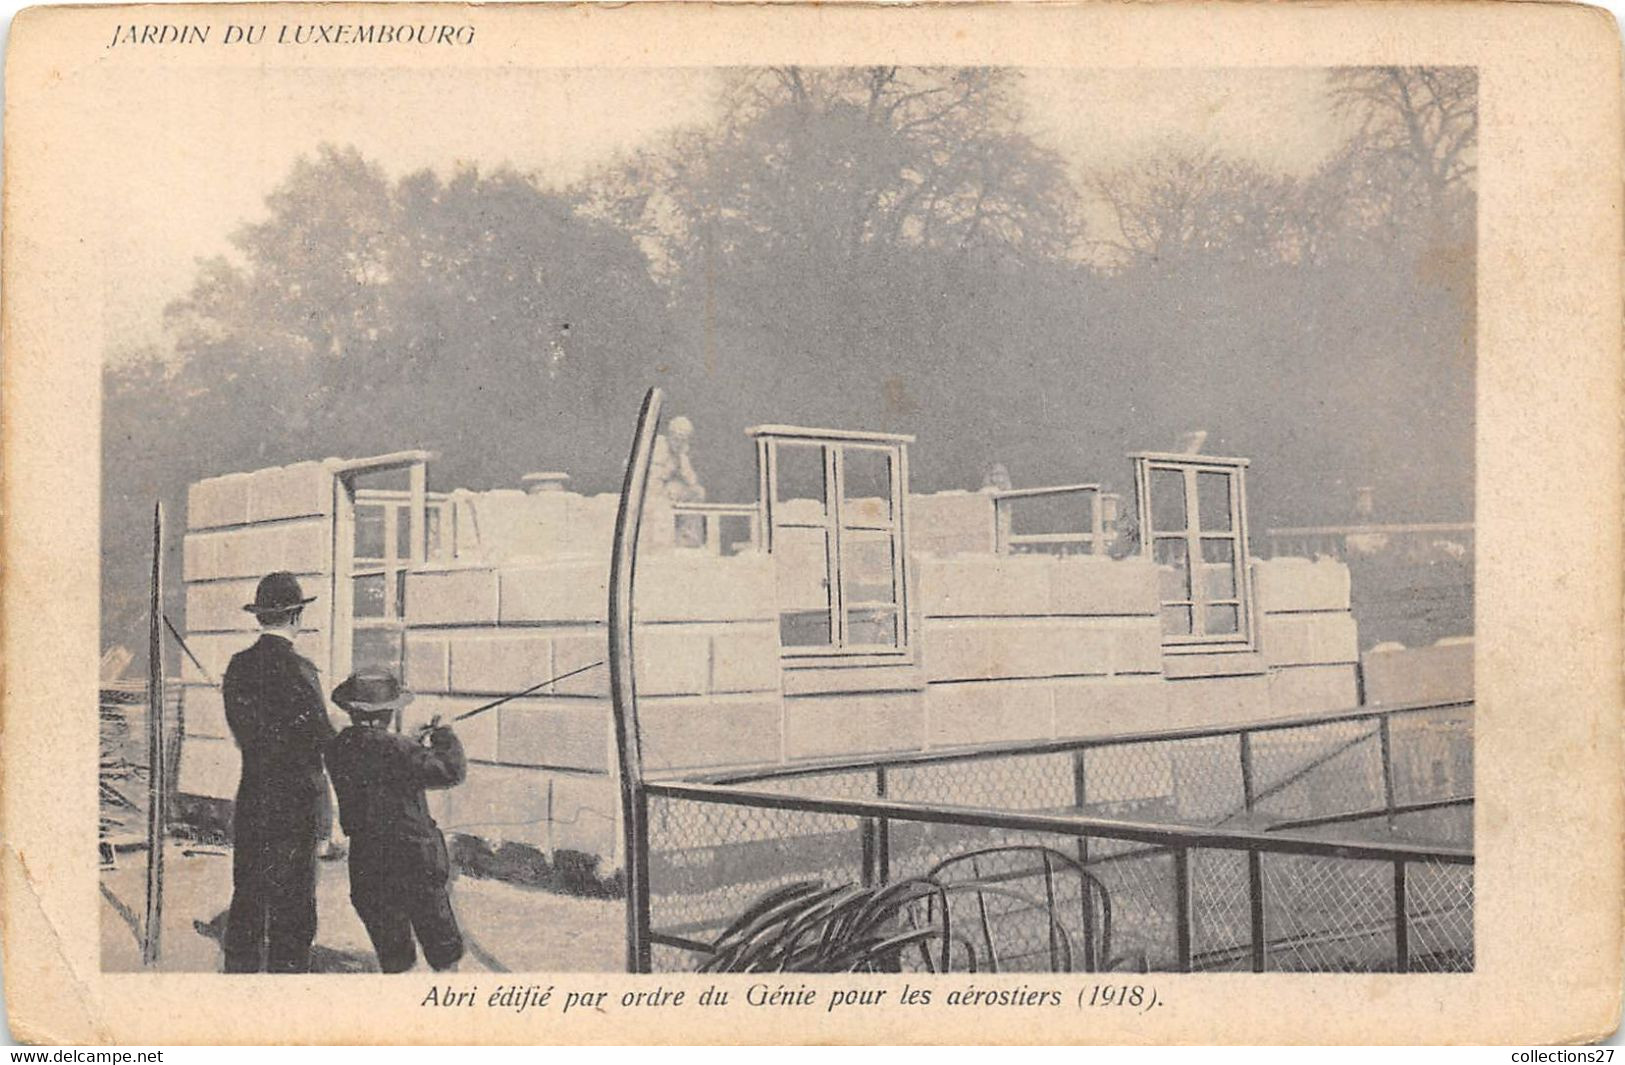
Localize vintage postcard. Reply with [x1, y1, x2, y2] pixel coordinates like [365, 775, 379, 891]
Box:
[3, 0, 1622, 1045]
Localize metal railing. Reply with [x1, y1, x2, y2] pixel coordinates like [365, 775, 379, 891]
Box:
[636, 699, 1473, 974]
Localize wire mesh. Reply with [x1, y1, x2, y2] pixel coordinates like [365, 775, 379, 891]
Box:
[1188, 849, 1252, 971]
[645, 704, 1472, 974]
[1406, 857, 1474, 972]
[646, 794, 866, 964]
[1260, 853, 1396, 971]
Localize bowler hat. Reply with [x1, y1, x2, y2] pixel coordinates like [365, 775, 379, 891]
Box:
[243, 571, 318, 615]
[332, 668, 415, 714]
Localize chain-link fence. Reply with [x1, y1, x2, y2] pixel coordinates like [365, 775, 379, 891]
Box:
[641, 700, 1472, 973]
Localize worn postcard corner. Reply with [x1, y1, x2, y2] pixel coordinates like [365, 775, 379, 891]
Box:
[3, 0, 1623, 1046]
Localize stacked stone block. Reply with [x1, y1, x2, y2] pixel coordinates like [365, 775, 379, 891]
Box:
[178, 462, 337, 800]
[400, 553, 782, 861]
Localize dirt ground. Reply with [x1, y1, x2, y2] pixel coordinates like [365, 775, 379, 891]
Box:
[100, 841, 627, 973]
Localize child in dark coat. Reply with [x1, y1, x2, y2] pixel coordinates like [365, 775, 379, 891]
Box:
[325, 668, 466, 973]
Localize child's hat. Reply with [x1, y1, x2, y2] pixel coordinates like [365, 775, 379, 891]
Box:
[332, 668, 414, 714]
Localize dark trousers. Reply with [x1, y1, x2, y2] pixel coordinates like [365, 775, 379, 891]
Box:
[224, 793, 321, 973]
[349, 835, 464, 973]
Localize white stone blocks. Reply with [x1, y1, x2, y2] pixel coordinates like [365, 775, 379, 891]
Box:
[247, 462, 333, 524]
[1259, 613, 1359, 667]
[926, 679, 1053, 747]
[406, 568, 500, 626]
[497, 563, 607, 625]
[1048, 558, 1161, 617]
[1252, 557, 1352, 614]
[915, 556, 1052, 617]
[440, 766, 619, 856]
[1361, 640, 1473, 706]
[187, 474, 252, 530]
[709, 626, 782, 694]
[183, 519, 328, 581]
[176, 736, 238, 799]
[637, 554, 777, 623]
[550, 632, 611, 697]
[909, 491, 996, 557]
[638, 695, 783, 771]
[442, 764, 552, 847]
[1163, 674, 1271, 731]
[404, 634, 450, 693]
[449, 632, 553, 696]
[497, 699, 610, 772]
[1052, 676, 1169, 738]
[185, 579, 265, 632]
[783, 691, 925, 760]
[1267, 664, 1359, 717]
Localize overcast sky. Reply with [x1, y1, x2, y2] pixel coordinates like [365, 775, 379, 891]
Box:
[98, 66, 1356, 352]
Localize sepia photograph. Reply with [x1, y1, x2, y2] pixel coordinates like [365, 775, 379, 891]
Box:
[3, 0, 1620, 1046]
[95, 61, 1476, 977]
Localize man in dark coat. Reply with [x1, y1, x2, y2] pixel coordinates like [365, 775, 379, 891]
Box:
[221, 572, 335, 973]
[325, 668, 467, 973]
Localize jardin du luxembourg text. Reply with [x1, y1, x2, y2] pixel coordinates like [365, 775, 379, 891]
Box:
[106, 22, 476, 49]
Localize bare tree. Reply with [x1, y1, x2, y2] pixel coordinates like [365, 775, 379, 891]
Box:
[1087, 152, 1303, 270]
[1327, 66, 1477, 237]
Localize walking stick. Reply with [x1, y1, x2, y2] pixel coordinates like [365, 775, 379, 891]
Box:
[445, 660, 606, 725]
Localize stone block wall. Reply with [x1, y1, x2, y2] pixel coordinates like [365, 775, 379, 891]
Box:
[170, 461, 1377, 878]
[178, 462, 337, 800]
[1361, 638, 1473, 706]
[1252, 556, 1361, 717]
[400, 553, 782, 864]
[912, 555, 1169, 746]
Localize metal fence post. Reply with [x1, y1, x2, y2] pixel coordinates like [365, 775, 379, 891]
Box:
[609, 387, 662, 975]
[875, 766, 890, 884]
[142, 502, 166, 968]
[1173, 847, 1193, 972]
[1239, 731, 1256, 814]
[1393, 860, 1410, 973]
[1071, 750, 1098, 969]
[1248, 850, 1266, 972]
[1379, 713, 1398, 826]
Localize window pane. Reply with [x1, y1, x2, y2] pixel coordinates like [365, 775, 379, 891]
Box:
[774, 527, 831, 647]
[1200, 538, 1238, 599]
[1154, 537, 1191, 601]
[1161, 606, 1192, 637]
[841, 531, 897, 606]
[842, 448, 892, 526]
[717, 514, 756, 556]
[780, 611, 833, 648]
[1007, 491, 1094, 537]
[395, 570, 408, 620]
[846, 607, 898, 647]
[354, 505, 386, 560]
[1149, 469, 1187, 533]
[352, 573, 387, 618]
[426, 506, 444, 559]
[1204, 604, 1240, 636]
[396, 505, 413, 559]
[775, 443, 827, 524]
[352, 627, 403, 674]
[1197, 472, 1233, 532]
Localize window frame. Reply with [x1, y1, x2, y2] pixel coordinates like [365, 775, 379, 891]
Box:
[993, 483, 1106, 556]
[750, 426, 915, 665]
[1131, 452, 1255, 653]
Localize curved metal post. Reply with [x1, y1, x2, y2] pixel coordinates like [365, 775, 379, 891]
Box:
[143, 502, 166, 966]
[610, 387, 663, 973]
